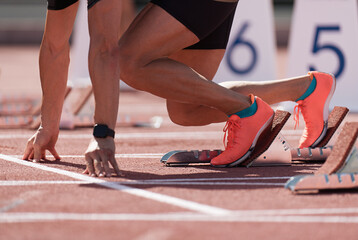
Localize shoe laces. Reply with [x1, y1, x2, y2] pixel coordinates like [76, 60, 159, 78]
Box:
[223, 117, 241, 150]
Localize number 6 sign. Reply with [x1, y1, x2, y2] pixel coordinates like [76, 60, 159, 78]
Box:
[214, 0, 277, 83]
[287, 0, 358, 111]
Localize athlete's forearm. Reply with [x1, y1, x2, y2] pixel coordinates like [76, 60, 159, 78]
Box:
[38, 40, 70, 130]
[89, 47, 120, 130]
[87, 1, 122, 130]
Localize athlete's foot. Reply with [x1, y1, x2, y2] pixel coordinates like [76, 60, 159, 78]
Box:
[211, 95, 274, 167]
[294, 71, 336, 148]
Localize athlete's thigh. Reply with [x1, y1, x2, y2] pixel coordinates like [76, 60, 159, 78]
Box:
[87, 0, 122, 41]
[119, 3, 199, 64]
[170, 49, 225, 80]
[44, 1, 79, 44]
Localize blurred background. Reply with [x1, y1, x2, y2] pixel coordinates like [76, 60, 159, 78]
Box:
[0, 0, 294, 46]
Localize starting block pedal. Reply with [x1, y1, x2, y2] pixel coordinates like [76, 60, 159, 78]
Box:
[161, 149, 222, 166]
[241, 110, 291, 167]
[315, 106, 349, 147]
[285, 122, 358, 193]
[290, 146, 332, 164]
[283, 106, 348, 164]
[316, 122, 358, 175]
[285, 172, 358, 193]
[161, 110, 291, 167]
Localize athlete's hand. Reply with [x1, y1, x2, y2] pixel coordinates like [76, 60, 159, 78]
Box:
[23, 127, 61, 162]
[83, 137, 121, 177]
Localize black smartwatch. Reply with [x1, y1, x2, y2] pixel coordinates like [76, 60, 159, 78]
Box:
[93, 124, 115, 138]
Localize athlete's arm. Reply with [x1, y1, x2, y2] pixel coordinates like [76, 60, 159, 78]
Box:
[23, 4, 79, 162]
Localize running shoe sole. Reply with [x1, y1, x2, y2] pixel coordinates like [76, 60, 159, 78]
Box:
[309, 72, 336, 148]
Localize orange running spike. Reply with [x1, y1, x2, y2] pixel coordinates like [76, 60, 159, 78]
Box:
[296, 72, 336, 148]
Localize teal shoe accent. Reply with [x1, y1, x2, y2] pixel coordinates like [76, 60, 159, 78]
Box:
[231, 97, 258, 118]
[296, 76, 317, 102]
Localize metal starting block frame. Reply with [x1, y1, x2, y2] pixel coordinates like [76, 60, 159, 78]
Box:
[161, 106, 349, 167]
[162, 110, 291, 167]
[286, 122, 358, 193]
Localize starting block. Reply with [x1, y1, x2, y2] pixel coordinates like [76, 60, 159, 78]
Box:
[161, 110, 291, 167]
[285, 122, 358, 193]
[290, 106, 349, 164]
[0, 102, 33, 116]
[0, 86, 89, 129]
[0, 86, 163, 130]
[161, 106, 349, 167]
[0, 87, 72, 129]
[315, 106, 349, 147]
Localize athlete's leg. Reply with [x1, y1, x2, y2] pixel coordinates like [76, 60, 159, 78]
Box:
[220, 76, 311, 105]
[119, 0, 136, 36]
[166, 49, 311, 126]
[166, 49, 228, 126]
[118, 3, 251, 116]
[88, 0, 122, 129]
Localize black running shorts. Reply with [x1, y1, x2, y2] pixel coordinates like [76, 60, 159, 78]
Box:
[47, 0, 101, 10]
[150, 0, 239, 49]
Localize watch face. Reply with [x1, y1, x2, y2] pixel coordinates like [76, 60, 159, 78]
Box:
[93, 124, 108, 138]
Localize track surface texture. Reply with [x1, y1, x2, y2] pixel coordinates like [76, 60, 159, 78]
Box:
[1, 46, 358, 240]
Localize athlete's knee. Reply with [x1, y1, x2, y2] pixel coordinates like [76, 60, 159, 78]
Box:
[41, 35, 70, 57]
[90, 35, 119, 61]
[117, 40, 145, 90]
[168, 112, 193, 126]
[117, 54, 141, 89]
[167, 105, 195, 126]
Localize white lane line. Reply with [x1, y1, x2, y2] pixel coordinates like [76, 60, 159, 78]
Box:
[10, 153, 164, 159]
[0, 129, 301, 140]
[231, 207, 358, 216]
[0, 175, 290, 187]
[141, 176, 291, 182]
[117, 153, 163, 158]
[122, 181, 285, 186]
[1, 211, 358, 223]
[0, 180, 284, 187]
[0, 180, 89, 186]
[0, 154, 230, 216]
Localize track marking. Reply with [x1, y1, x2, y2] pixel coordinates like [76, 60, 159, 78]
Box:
[0, 175, 290, 187]
[0, 199, 25, 213]
[231, 207, 358, 216]
[0, 180, 285, 187]
[0, 180, 88, 186]
[1, 209, 358, 223]
[138, 176, 291, 182]
[10, 153, 164, 159]
[122, 181, 285, 186]
[0, 153, 230, 216]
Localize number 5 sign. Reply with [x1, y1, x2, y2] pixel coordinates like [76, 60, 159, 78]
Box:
[214, 0, 277, 83]
[287, 0, 358, 111]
